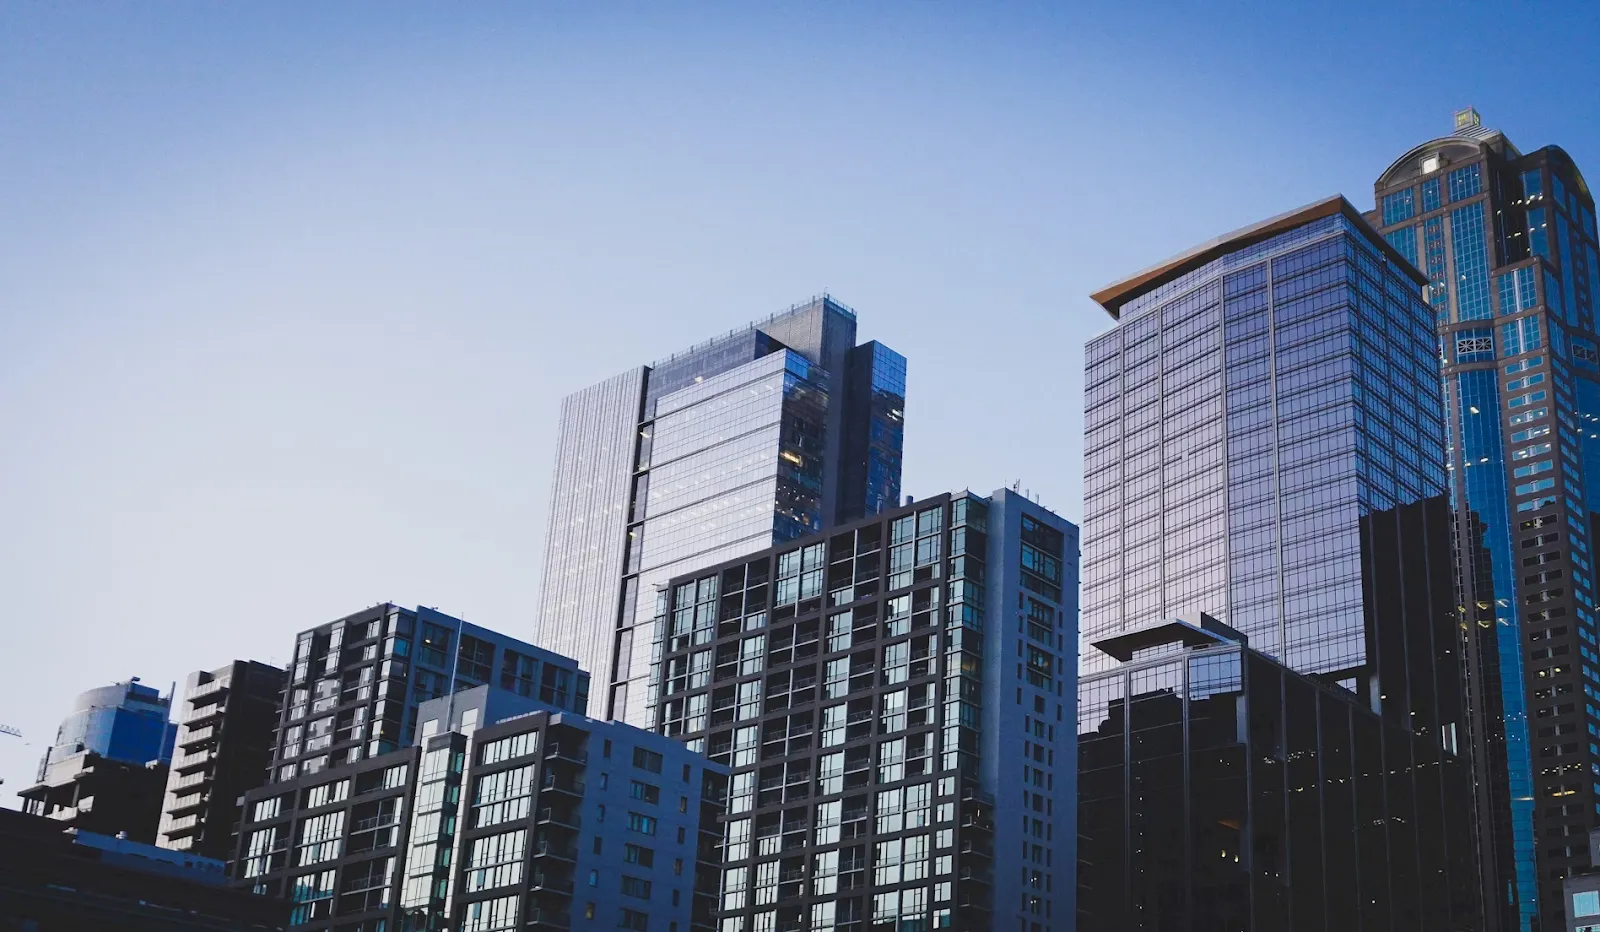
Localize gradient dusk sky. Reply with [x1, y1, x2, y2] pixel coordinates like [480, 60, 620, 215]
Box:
[3, 1, 1599, 801]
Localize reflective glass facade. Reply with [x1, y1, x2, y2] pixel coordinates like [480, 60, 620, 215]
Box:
[1083, 206, 1447, 686]
[32, 679, 177, 780]
[534, 296, 907, 727]
[1081, 196, 1483, 931]
[653, 490, 1079, 932]
[1374, 117, 1600, 932]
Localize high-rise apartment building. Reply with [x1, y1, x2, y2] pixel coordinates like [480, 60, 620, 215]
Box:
[20, 679, 179, 842]
[1372, 109, 1600, 931]
[1077, 196, 1484, 929]
[534, 295, 907, 726]
[158, 660, 286, 861]
[235, 683, 725, 932]
[270, 604, 588, 782]
[653, 488, 1079, 932]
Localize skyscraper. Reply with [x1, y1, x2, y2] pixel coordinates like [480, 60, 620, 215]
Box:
[534, 295, 907, 726]
[652, 488, 1079, 932]
[1077, 196, 1484, 928]
[1372, 109, 1600, 931]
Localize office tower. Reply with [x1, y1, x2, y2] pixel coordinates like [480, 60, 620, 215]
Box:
[1077, 197, 1483, 929]
[652, 489, 1079, 932]
[19, 679, 179, 842]
[534, 295, 907, 726]
[158, 660, 286, 861]
[0, 808, 288, 931]
[234, 684, 725, 932]
[1372, 109, 1600, 931]
[270, 603, 588, 782]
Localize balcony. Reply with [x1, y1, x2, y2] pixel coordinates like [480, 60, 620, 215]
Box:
[179, 725, 216, 748]
[172, 748, 214, 775]
[529, 872, 575, 896]
[532, 840, 578, 862]
[163, 814, 200, 837]
[167, 791, 209, 817]
[535, 807, 581, 831]
[526, 908, 572, 931]
[185, 703, 226, 728]
[544, 744, 587, 765]
[540, 776, 584, 798]
[188, 679, 230, 703]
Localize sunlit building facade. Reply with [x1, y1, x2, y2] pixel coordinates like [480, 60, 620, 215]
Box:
[1078, 196, 1484, 930]
[534, 295, 907, 726]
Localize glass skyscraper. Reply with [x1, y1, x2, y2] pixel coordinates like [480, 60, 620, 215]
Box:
[1372, 109, 1600, 932]
[1078, 196, 1484, 929]
[534, 295, 906, 726]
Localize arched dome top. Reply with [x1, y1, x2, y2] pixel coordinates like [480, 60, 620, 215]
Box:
[1375, 134, 1513, 189]
[1540, 145, 1592, 200]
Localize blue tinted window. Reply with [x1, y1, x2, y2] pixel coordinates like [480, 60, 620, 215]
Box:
[1447, 163, 1482, 202]
[1421, 178, 1442, 212]
[1529, 208, 1550, 258]
[1451, 204, 1491, 320]
[1522, 169, 1543, 202]
[1497, 267, 1538, 315]
[1383, 226, 1418, 270]
[1382, 188, 1416, 226]
[1501, 316, 1543, 357]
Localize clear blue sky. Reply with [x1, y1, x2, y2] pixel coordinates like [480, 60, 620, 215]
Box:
[3, 1, 1598, 801]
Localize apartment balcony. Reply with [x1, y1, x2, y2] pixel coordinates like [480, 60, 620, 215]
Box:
[167, 791, 209, 817]
[532, 840, 578, 862]
[163, 813, 201, 838]
[535, 807, 581, 831]
[184, 703, 226, 728]
[178, 725, 217, 750]
[528, 872, 575, 897]
[172, 748, 214, 775]
[188, 679, 231, 703]
[526, 908, 572, 931]
[543, 744, 587, 766]
[540, 775, 584, 798]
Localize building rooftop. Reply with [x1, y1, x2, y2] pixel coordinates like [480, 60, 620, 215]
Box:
[1089, 194, 1427, 319]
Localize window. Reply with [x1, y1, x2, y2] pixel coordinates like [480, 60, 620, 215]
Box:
[297, 811, 345, 866]
[500, 650, 537, 697]
[289, 869, 336, 925]
[1448, 163, 1482, 201]
[624, 843, 655, 867]
[462, 895, 519, 932]
[621, 875, 653, 899]
[1576, 890, 1600, 917]
[465, 829, 526, 892]
[480, 731, 537, 765]
[628, 812, 658, 836]
[1382, 188, 1415, 226]
[619, 908, 650, 931]
[457, 634, 493, 685]
[629, 780, 660, 804]
[304, 779, 349, 809]
[633, 747, 664, 774]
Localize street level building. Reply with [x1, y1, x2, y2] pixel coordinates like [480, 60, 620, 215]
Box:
[234, 683, 725, 932]
[653, 488, 1079, 932]
[533, 295, 907, 726]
